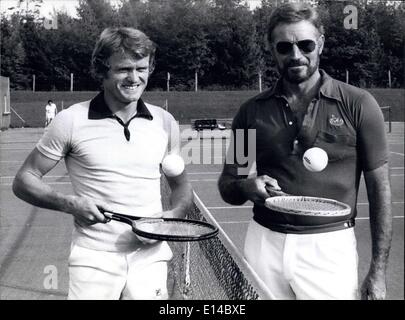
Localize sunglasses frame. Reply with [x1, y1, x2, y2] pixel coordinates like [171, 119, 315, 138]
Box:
[274, 38, 319, 55]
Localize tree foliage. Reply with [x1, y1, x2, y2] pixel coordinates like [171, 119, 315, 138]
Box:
[1, 0, 403, 90]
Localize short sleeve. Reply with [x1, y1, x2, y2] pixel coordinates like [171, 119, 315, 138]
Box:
[163, 111, 181, 155]
[357, 92, 389, 172]
[36, 109, 73, 161]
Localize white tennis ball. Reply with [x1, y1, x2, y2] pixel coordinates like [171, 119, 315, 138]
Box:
[302, 147, 328, 172]
[162, 154, 185, 177]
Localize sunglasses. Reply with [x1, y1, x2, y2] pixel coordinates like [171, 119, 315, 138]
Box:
[275, 39, 317, 55]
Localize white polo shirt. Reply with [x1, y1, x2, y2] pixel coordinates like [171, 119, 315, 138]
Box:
[37, 92, 180, 252]
[46, 103, 57, 117]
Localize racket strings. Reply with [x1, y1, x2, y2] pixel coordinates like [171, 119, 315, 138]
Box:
[266, 196, 351, 216]
[136, 220, 215, 236]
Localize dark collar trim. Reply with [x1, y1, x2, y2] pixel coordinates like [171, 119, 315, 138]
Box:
[88, 91, 153, 120]
[255, 70, 341, 102]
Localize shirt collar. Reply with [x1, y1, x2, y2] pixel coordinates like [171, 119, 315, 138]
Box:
[88, 91, 153, 120]
[256, 69, 342, 102]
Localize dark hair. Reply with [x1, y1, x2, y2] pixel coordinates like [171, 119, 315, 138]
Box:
[91, 27, 156, 79]
[48, 100, 53, 104]
[267, 3, 324, 43]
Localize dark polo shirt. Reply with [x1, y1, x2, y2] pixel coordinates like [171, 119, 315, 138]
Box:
[226, 70, 388, 233]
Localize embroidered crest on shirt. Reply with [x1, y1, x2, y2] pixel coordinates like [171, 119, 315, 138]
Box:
[329, 114, 344, 127]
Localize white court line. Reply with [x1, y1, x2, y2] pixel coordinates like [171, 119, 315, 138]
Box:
[357, 201, 404, 206]
[1, 182, 71, 186]
[355, 216, 404, 220]
[208, 206, 253, 210]
[391, 152, 404, 157]
[218, 216, 404, 225]
[188, 168, 403, 174]
[188, 172, 222, 175]
[1, 175, 69, 179]
[0, 161, 23, 163]
[220, 221, 250, 224]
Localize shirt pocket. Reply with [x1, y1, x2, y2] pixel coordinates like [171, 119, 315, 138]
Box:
[313, 131, 357, 162]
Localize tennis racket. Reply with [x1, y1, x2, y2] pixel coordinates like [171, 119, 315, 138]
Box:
[102, 210, 218, 242]
[264, 196, 352, 225]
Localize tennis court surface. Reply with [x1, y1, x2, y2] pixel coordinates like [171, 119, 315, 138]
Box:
[0, 123, 403, 299]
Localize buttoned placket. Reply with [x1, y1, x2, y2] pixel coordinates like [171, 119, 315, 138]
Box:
[283, 99, 320, 155]
[113, 114, 139, 141]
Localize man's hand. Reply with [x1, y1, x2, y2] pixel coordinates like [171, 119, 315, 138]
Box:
[241, 175, 285, 205]
[65, 196, 113, 227]
[360, 270, 387, 300]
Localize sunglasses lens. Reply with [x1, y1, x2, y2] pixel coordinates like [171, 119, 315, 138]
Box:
[276, 42, 292, 54]
[298, 40, 316, 53]
[275, 40, 316, 54]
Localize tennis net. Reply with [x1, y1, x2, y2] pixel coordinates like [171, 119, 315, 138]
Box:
[161, 178, 274, 300]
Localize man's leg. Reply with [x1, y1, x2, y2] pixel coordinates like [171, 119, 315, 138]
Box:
[68, 244, 127, 300]
[122, 260, 170, 300]
[121, 242, 173, 300]
[290, 228, 359, 300]
[244, 220, 296, 299]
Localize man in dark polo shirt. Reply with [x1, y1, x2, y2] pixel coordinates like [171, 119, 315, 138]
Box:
[218, 3, 392, 300]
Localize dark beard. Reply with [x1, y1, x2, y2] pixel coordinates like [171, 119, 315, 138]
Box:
[281, 58, 319, 84]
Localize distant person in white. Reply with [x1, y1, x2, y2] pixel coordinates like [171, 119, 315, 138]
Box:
[45, 100, 57, 126]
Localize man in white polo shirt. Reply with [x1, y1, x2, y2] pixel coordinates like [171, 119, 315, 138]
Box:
[45, 100, 57, 127]
[12, 27, 193, 300]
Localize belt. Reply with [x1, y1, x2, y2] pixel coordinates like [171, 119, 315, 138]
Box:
[253, 215, 356, 234]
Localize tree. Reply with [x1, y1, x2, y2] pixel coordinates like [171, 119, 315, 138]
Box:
[205, 0, 259, 89]
[0, 15, 29, 89]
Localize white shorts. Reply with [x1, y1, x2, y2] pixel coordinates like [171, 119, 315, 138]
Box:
[68, 243, 173, 300]
[244, 220, 359, 300]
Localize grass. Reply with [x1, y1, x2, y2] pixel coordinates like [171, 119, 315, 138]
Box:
[8, 88, 404, 128]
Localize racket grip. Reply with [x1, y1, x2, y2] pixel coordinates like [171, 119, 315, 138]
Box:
[265, 185, 289, 197]
[103, 211, 113, 219]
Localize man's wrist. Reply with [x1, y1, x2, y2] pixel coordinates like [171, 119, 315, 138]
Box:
[57, 194, 78, 214]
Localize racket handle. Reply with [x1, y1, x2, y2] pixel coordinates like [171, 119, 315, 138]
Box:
[103, 211, 113, 219]
[98, 209, 127, 224]
[265, 185, 289, 197]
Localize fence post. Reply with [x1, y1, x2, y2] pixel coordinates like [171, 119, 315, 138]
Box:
[167, 72, 170, 92]
[388, 70, 391, 88]
[258, 71, 262, 92]
[195, 71, 198, 92]
[33, 74, 36, 92]
[70, 73, 74, 92]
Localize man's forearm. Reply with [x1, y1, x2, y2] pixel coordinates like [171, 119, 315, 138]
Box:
[218, 174, 248, 205]
[368, 189, 392, 273]
[13, 171, 75, 213]
[364, 164, 393, 274]
[166, 173, 194, 218]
